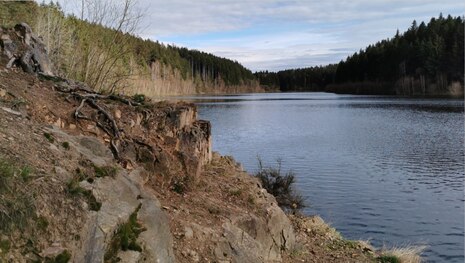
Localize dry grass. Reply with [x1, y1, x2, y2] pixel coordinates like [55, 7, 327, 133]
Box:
[380, 245, 427, 263]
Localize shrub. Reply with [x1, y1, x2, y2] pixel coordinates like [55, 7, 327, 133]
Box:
[254, 158, 305, 212]
[61, 141, 70, 150]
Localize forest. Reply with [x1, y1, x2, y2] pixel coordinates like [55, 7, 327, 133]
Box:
[0, 1, 257, 95]
[255, 14, 464, 96]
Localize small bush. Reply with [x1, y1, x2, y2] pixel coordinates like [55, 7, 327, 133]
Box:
[61, 142, 70, 150]
[254, 158, 305, 212]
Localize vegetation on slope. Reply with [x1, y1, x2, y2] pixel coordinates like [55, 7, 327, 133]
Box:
[255, 14, 464, 95]
[0, 1, 256, 94]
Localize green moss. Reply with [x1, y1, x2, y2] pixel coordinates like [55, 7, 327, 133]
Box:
[104, 204, 145, 262]
[377, 255, 401, 263]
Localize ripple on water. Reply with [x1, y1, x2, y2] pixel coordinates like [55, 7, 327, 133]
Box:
[195, 93, 465, 263]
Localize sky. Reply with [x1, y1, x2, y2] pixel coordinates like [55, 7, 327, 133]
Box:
[54, 0, 463, 72]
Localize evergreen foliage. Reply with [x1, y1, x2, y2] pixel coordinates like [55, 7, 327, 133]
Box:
[256, 14, 464, 94]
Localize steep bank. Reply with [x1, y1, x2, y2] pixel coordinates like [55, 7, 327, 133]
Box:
[0, 24, 420, 262]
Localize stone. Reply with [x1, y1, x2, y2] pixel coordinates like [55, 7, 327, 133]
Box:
[114, 109, 121, 119]
[117, 250, 141, 263]
[182, 249, 200, 262]
[184, 226, 194, 239]
[40, 246, 65, 259]
[1, 23, 54, 75]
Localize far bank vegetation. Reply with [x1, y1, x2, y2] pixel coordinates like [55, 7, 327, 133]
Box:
[255, 14, 464, 96]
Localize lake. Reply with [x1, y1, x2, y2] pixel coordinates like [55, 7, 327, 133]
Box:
[177, 92, 464, 263]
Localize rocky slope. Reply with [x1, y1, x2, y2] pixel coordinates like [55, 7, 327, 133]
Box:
[0, 24, 419, 263]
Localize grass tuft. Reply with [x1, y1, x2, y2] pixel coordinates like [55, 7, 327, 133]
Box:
[66, 177, 101, 211]
[93, 164, 117, 178]
[378, 255, 401, 263]
[379, 245, 426, 263]
[104, 204, 145, 262]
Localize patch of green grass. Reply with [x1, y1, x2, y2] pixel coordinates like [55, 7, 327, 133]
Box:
[377, 255, 401, 263]
[37, 216, 49, 231]
[61, 141, 70, 150]
[66, 178, 101, 211]
[0, 159, 35, 233]
[104, 204, 145, 262]
[43, 132, 54, 143]
[93, 165, 117, 178]
[0, 239, 10, 254]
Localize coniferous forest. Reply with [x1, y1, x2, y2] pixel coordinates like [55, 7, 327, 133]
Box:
[255, 14, 464, 96]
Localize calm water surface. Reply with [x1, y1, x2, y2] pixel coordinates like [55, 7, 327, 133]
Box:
[176, 92, 464, 263]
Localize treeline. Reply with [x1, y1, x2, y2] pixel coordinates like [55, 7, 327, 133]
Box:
[255, 14, 464, 96]
[255, 65, 337, 92]
[0, 1, 257, 95]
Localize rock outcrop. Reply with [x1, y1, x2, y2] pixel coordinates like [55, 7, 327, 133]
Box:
[0, 23, 54, 75]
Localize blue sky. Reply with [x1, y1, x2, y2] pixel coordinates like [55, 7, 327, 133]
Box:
[56, 0, 464, 72]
